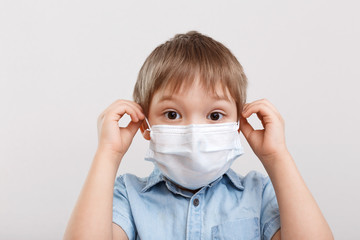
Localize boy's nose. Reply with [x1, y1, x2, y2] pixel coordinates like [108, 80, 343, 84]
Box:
[184, 115, 207, 125]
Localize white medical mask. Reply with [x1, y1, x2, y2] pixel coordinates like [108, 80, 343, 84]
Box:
[144, 119, 244, 190]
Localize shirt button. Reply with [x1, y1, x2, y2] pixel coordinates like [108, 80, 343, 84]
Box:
[193, 198, 200, 207]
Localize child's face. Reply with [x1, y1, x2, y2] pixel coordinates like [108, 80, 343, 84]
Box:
[147, 79, 238, 127]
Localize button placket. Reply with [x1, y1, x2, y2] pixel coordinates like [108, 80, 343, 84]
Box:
[186, 194, 203, 239]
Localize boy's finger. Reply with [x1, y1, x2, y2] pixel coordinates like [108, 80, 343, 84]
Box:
[106, 100, 144, 121]
[239, 117, 254, 140]
[119, 101, 145, 121]
[107, 102, 139, 122]
[244, 99, 281, 119]
[121, 120, 143, 141]
[107, 101, 143, 123]
[242, 103, 276, 124]
[256, 113, 265, 127]
[260, 99, 282, 118]
[127, 101, 145, 120]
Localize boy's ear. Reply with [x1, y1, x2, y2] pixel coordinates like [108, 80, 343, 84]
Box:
[140, 121, 151, 140]
[237, 117, 242, 133]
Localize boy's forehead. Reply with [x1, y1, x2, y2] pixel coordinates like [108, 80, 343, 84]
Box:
[154, 80, 233, 102]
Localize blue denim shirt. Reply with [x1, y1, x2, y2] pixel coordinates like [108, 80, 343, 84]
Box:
[112, 167, 280, 240]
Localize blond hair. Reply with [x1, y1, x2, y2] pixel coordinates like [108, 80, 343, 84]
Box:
[133, 31, 248, 119]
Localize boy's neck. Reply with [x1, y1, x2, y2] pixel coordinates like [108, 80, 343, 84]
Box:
[166, 177, 200, 194]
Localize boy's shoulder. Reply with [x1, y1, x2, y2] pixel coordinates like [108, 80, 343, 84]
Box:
[114, 167, 163, 193]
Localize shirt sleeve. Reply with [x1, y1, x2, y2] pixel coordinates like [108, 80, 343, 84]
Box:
[113, 174, 136, 240]
[260, 176, 281, 240]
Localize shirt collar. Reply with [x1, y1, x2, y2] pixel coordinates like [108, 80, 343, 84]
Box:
[141, 166, 244, 193]
[140, 166, 165, 193]
[224, 168, 245, 190]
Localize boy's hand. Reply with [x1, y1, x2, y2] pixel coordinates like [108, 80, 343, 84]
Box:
[96, 100, 145, 160]
[240, 99, 289, 166]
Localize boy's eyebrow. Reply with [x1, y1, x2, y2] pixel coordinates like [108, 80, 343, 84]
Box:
[212, 94, 231, 101]
[158, 93, 231, 102]
[157, 94, 174, 102]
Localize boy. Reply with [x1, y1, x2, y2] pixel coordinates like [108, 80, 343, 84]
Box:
[64, 31, 333, 239]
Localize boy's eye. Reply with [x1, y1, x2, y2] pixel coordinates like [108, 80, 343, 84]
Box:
[165, 111, 180, 120]
[208, 112, 224, 121]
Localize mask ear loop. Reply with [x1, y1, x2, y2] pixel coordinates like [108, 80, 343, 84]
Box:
[144, 117, 152, 132]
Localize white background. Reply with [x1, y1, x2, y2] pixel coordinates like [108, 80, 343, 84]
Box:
[1, 0, 359, 239]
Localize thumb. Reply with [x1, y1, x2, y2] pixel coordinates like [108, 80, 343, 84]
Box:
[121, 120, 143, 141]
[239, 117, 254, 141]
